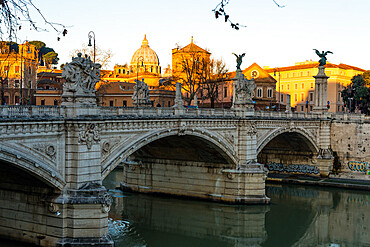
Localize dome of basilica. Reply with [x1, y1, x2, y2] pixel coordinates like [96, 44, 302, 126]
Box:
[130, 35, 160, 71]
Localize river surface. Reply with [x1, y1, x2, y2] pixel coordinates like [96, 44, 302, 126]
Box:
[104, 170, 370, 247]
[1, 169, 369, 247]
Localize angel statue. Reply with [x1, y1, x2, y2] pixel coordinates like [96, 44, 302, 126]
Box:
[313, 49, 333, 66]
[232, 53, 245, 70]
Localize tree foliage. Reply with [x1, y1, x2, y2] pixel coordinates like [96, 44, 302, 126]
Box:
[341, 71, 370, 114]
[29, 40, 59, 67]
[0, 0, 68, 40]
[70, 44, 113, 69]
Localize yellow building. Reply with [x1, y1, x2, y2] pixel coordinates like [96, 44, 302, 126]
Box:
[0, 41, 38, 105]
[264, 61, 366, 113]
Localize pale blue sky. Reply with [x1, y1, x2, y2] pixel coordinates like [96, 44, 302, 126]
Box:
[19, 0, 370, 71]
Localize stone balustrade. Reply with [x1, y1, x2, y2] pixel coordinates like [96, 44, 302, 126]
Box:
[1, 105, 368, 122]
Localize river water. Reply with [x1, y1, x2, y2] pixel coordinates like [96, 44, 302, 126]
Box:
[104, 170, 370, 247]
[1, 169, 369, 247]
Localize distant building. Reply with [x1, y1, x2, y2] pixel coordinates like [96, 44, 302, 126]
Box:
[36, 35, 175, 107]
[34, 71, 64, 106]
[264, 61, 366, 113]
[100, 35, 163, 89]
[0, 41, 38, 105]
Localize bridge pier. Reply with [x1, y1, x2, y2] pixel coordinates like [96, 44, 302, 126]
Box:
[121, 158, 269, 204]
[316, 119, 334, 177]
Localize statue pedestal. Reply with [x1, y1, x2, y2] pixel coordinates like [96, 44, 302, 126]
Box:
[313, 66, 329, 113]
[61, 90, 99, 117]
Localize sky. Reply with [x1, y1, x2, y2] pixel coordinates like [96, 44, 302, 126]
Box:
[17, 0, 370, 71]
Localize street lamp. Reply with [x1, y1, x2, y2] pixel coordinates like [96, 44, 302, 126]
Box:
[20, 40, 31, 105]
[136, 56, 144, 108]
[88, 31, 96, 63]
[274, 68, 281, 111]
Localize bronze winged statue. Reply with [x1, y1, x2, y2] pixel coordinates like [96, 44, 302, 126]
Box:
[313, 49, 333, 66]
[233, 53, 245, 70]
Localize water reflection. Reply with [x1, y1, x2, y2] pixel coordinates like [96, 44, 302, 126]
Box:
[104, 171, 369, 247]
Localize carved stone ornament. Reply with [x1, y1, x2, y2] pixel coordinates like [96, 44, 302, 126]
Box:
[132, 79, 151, 106]
[33, 143, 56, 160]
[233, 71, 256, 106]
[61, 53, 101, 104]
[79, 123, 100, 149]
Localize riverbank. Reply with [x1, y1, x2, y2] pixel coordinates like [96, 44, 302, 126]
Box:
[267, 173, 370, 191]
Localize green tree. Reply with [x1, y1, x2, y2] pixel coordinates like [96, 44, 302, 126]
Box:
[43, 51, 59, 68]
[29, 40, 59, 67]
[341, 72, 370, 114]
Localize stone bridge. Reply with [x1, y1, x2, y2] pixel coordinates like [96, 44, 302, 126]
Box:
[0, 56, 369, 246]
[1, 105, 366, 246]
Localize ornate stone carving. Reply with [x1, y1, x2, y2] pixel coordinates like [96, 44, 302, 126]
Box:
[33, 143, 57, 160]
[62, 53, 101, 105]
[132, 79, 151, 106]
[232, 71, 256, 107]
[79, 123, 100, 150]
[246, 121, 257, 135]
[101, 137, 121, 157]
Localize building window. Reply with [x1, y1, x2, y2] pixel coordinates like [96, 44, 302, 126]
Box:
[294, 94, 298, 102]
[301, 83, 304, 89]
[168, 101, 171, 107]
[54, 99, 58, 105]
[281, 94, 284, 103]
[338, 92, 341, 102]
[310, 106, 313, 111]
[3, 80, 8, 88]
[109, 101, 114, 106]
[41, 99, 45, 105]
[337, 106, 340, 112]
[15, 96, 20, 104]
[281, 85, 284, 91]
[123, 101, 127, 107]
[287, 84, 290, 90]
[15, 66, 19, 73]
[294, 84, 298, 90]
[224, 87, 227, 97]
[301, 105, 304, 112]
[267, 88, 273, 98]
[301, 93, 304, 101]
[309, 92, 313, 102]
[310, 83, 314, 88]
[257, 88, 263, 98]
[4, 66, 9, 71]
[307, 72, 310, 76]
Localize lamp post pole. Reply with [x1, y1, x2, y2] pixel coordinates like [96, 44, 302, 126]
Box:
[136, 56, 144, 108]
[88, 31, 96, 63]
[20, 46, 23, 105]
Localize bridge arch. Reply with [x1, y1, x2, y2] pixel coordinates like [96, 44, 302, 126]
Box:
[0, 143, 66, 190]
[257, 127, 319, 155]
[257, 127, 320, 171]
[102, 127, 237, 179]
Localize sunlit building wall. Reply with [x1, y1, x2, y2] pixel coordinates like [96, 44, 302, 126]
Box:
[264, 61, 365, 113]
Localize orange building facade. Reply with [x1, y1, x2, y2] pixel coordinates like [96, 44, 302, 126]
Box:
[0, 41, 38, 105]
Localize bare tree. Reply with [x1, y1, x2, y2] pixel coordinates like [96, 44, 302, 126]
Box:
[70, 44, 113, 69]
[212, 0, 286, 30]
[0, 0, 68, 40]
[198, 57, 228, 108]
